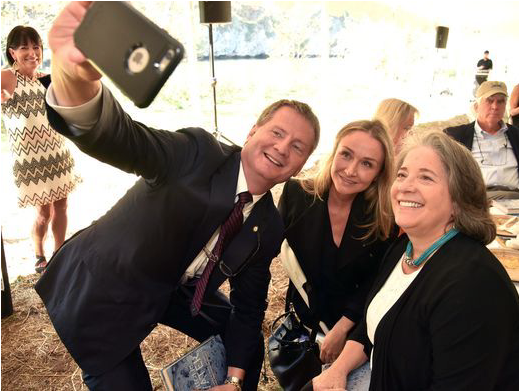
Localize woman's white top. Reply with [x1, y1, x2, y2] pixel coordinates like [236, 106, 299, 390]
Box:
[366, 255, 422, 365]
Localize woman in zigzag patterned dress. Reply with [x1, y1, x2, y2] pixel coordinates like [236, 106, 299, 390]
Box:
[2, 26, 80, 273]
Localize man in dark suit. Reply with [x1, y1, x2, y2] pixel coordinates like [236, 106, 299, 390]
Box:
[35, 3, 320, 391]
[445, 81, 519, 200]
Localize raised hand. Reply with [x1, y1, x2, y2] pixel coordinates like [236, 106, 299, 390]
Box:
[48, 1, 102, 106]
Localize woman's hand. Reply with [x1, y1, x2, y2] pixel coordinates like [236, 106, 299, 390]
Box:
[312, 362, 347, 391]
[320, 317, 354, 363]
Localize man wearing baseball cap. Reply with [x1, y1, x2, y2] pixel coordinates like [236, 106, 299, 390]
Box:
[445, 81, 519, 200]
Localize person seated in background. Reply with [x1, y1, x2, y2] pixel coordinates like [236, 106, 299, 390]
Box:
[373, 98, 418, 155]
[445, 81, 519, 200]
[311, 131, 519, 391]
[278, 120, 396, 379]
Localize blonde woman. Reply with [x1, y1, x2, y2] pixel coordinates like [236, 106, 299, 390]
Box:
[277, 120, 396, 387]
[374, 98, 418, 154]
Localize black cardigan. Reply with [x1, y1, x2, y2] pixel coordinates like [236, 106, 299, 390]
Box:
[350, 233, 519, 390]
[278, 179, 395, 329]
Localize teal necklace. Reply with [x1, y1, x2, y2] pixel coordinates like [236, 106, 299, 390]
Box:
[404, 228, 459, 267]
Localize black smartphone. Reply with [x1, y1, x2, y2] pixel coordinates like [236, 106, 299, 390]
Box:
[74, 1, 185, 108]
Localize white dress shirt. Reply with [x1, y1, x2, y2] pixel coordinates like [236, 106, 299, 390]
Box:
[46, 83, 265, 283]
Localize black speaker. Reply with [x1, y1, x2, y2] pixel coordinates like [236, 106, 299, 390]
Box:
[199, 1, 231, 24]
[435, 26, 449, 49]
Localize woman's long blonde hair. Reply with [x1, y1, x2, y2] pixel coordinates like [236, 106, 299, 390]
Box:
[297, 120, 394, 241]
[374, 98, 418, 141]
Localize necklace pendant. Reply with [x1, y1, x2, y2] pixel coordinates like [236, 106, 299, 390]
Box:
[403, 254, 415, 267]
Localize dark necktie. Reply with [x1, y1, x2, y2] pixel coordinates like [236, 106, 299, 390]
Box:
[190, 191, 253, 316]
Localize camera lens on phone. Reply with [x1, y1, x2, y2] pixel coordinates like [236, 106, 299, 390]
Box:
[127, 46, 150, 74]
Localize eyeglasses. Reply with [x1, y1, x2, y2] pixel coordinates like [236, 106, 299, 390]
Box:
[474, 132, 509, 166]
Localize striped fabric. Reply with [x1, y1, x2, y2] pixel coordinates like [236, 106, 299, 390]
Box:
[190, 191, 252, 316]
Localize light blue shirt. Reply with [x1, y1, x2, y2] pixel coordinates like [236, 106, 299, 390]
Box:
[472, 120, 519, 190]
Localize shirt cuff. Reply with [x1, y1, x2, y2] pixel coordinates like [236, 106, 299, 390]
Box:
[46, 83, 103, 134]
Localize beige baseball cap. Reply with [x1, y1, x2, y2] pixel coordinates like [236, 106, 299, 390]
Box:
[476, 81, 508, 100]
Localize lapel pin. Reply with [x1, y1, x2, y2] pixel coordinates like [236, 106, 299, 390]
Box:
[253, 226, 258, 232]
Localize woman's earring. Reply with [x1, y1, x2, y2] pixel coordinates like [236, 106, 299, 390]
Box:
[12, 60, 18, 71]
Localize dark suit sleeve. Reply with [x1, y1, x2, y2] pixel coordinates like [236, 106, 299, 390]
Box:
[428, 260, 518, 390]
[342, 239, 393, 323]
[341, 271, 377, 323]
[45, 85, 200, 183]
[347, 317, 372, 359]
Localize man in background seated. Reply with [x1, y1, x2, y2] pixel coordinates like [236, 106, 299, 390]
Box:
[445, 81, 519, 200]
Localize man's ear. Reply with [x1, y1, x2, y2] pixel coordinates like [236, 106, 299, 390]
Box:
[245, 125, 258, 144]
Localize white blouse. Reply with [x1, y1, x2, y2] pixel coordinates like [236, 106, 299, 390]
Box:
[366, 255, 422, 346]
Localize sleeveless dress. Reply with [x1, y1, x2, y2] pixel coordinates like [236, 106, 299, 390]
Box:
[1, 70, 79, 208]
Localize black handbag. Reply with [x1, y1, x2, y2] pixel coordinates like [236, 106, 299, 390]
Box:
[267, 310, 322, 391]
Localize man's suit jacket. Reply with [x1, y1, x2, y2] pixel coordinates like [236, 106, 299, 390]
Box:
[349, 233, 519, 390]
[35, 86, 284, 376]
[278, 179, 394, 329]
[444, 121, 519, 178]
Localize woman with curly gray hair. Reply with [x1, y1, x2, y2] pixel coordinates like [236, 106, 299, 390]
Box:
[311, 131, 519, 390]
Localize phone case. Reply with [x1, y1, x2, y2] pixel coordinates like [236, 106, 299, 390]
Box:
[74, 1, 184, 108]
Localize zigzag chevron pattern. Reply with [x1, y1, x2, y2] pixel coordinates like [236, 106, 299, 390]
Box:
[2, 70, 79, 208]
[13, 151, 75, 187]
[2, 89, 46, 118]
[15, 70, 37, 87]
[8, 124, 66, 157]
[18, 182, 78, 208]
[10, 135, 65, 157]
[9, 122, 54, 144]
